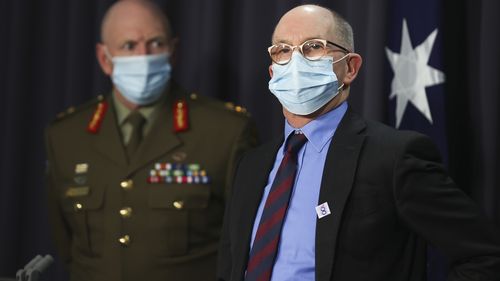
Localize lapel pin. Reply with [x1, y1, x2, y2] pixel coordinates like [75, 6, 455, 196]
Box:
[172, 151, 187, 162]
[315, 202, 331, 219]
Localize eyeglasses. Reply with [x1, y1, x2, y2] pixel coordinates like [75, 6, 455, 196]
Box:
[267, 39, 350, 65]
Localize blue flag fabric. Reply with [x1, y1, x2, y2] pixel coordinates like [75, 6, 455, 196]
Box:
[385, 0, 448, 280]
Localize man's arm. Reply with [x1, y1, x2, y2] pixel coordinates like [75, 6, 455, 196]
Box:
[393, 133, 500, 280]
[223, 118, 259, 199]
[45, 128, 72, 267]
[217, 187, 234, 281]
[218, 117, 258, 281]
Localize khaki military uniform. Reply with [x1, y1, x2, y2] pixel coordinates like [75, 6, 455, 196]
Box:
[45, 83, 258, 281]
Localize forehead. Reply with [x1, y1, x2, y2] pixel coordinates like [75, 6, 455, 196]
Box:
[273, 10, 335, 45]
[104, 6, 167, 44]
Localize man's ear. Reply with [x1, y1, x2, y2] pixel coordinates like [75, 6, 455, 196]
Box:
[268, 64, 273, 78]
[342, 53, 362, 85]
[96, 43, 113, 76]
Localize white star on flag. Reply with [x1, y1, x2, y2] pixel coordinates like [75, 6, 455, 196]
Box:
[385, 19, 446, 128]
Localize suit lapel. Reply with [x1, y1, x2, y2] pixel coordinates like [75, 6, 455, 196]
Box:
[315, 109, 366, 281]
[127, 91, 182, 175]
[91, 96, 128, 169]
[233, 137, 283, 279]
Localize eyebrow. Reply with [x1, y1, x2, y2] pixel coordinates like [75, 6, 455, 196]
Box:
[146, 36, 167, 43]
[273, 36, 328, 45]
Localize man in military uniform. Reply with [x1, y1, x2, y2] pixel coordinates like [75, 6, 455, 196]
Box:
[44, 1, 258, 280]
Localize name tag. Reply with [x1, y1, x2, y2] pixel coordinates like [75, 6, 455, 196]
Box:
[65, 186, 90, 197]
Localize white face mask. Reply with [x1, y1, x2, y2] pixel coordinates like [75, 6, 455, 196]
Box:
[268, 52, 348, 115]
[109, 53, 172, 105]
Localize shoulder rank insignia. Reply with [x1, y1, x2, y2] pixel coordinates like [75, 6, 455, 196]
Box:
[225, 102, 248, 114]
[173, 99, 189, 133]
[87, 101, 108, 134]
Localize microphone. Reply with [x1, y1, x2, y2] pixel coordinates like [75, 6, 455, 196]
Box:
[12, 255, 54, 281]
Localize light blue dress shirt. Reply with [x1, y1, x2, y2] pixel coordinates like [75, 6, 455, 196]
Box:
[249, 102, 348, 281]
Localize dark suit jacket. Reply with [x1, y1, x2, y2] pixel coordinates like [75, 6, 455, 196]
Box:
[45, 83, 258, 281]
[217, 107, 500, 281]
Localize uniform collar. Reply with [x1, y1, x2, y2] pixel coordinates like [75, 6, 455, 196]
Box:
[112, 90, 167, 126]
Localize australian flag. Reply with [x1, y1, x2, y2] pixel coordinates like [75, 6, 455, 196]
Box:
[384, 0, 448, 280]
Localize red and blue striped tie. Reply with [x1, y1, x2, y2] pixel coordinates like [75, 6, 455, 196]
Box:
[245, 132, 308, 281]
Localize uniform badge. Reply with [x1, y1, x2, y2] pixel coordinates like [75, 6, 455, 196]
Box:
[74, 163, 88, 184]
[87, 101, 108, 134]
[148, 162, 211, 184]
[65, 186, 90, 197]
[172, 152, 187, 162]
[75, 163, 89, 174]
[173, 99, 189, 133]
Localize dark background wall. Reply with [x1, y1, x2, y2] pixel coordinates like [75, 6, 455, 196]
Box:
[1, 0, 499, 280]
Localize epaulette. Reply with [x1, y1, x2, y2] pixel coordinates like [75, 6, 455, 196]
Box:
[186, 92, 252, 117]
[224, 101, 250, 116]
[53, 95, 106, 122]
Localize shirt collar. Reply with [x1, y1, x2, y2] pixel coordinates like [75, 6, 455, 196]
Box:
[112, 91, 166, 126]
[284, 101, 348, 153]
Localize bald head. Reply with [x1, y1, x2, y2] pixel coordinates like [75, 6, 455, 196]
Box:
[96, 0, 175, 78]
[268, 5, 363, 125]
[272, 5, 354, 52]
[100, 0, 172, 44]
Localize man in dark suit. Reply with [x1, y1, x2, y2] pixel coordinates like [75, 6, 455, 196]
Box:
[45, 1, 258, 280]
[217, 4, 500, 281]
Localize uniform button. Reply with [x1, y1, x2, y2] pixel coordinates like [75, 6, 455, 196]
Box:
[173, 200, 184, 210]
[118, 235, 131, 246]
[120, 179, 133, 190]
[74, 203, 83, 211]
[119, 207, 133, 218]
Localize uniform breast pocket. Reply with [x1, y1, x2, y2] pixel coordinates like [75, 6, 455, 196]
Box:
[147, 184, 210, 257]
[60, 187, 105, 256]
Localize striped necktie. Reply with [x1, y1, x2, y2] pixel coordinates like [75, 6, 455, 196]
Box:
[245, 132, 308, 281]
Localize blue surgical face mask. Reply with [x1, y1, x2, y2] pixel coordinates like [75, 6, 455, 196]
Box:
[109, 53, 172, 105]
[268, 52, 348, 115]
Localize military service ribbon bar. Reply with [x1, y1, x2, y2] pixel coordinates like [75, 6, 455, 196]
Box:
[148, 162, 211, 184]
[87, 101, 108, 134]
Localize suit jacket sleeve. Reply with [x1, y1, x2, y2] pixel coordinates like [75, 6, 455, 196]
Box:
[45, 127, 72, 267]
[393, 133, 500, 280]
[223, 118, 259, 200]
[217, 116, 258, 281]
[217, 180, 235, 281]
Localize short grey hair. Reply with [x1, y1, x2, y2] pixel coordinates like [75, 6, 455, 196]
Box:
[271, 5, 355, 52]
[330, 9, 354, 52]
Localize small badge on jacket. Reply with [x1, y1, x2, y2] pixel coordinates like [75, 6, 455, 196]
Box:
[148, 162, 211, 184]
[315, 202, 331, 219]
[73, 163, 89, 185]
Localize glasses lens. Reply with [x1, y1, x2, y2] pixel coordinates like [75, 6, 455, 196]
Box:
[302, 40, 327, 61]
[270, 44, 292, 64]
